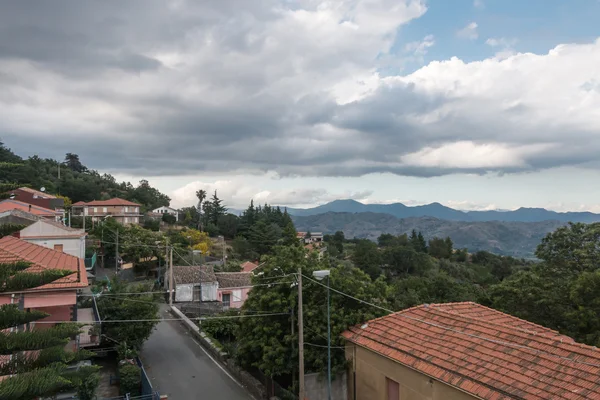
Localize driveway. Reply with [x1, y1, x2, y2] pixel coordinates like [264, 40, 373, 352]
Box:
[140, 305, 252, 400]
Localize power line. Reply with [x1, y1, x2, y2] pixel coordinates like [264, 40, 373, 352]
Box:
[30, 312, 290, 324]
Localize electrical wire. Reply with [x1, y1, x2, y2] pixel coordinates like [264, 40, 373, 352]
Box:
[30, 312, 290, 324]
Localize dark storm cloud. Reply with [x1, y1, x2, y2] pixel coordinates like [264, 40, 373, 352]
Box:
[0, 0, 597, 177]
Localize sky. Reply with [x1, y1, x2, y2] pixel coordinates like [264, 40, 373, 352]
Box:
[1, 0, 600, 212]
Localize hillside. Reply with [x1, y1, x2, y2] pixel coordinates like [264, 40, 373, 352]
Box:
[286, 199, 600, 223]
[0, 141, 170, 211]
[291, 212, 566, 258]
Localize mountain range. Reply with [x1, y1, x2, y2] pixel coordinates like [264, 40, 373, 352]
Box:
[285, 199, 600, 223]
[291, 213, 565, 258]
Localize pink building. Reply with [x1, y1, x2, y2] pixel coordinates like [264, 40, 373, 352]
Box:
[0, 236, 96, 348]
[215, 272, 252, 310]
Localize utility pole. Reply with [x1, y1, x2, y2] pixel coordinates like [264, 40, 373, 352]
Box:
[164, 237, 169, 289]
[115, 229, 119, 274]
[169, 246, 174, 306]
[298, 266, 305, 400]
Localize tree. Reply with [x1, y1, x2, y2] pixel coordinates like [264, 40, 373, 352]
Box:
[64, 153, 87, 173]
[207, 190, 227, 226]
[180, 229, 213, 255]
[217, 214, 240, 239]
[235, 245, 389, 381]
[248, 220, 279, 256]
[195, 190, 207, 231]
[428, 236, 453, 259]
[95, 279, 159, 353]
[162, 213, 177, 225]
[0, 263, 99, 399]
[351, 239, 381, 279]
[130, 180, 170, 212]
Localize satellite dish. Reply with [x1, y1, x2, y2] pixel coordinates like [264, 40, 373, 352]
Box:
[9, 193, 15, 199]
[40, 187, 46, 192]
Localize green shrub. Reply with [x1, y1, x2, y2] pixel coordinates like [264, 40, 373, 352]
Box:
[118, 363, 141, 396]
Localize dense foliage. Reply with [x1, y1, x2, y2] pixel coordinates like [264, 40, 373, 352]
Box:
[95, 278, 160, 354]
[118, 363, 142, 396]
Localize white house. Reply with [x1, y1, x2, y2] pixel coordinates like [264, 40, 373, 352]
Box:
[167, 265, 218, 302]
[18, 219, 86, 258]
[152, 206, 179, 222]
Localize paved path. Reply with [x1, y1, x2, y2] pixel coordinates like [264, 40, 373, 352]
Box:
[140, 305, 252, 400]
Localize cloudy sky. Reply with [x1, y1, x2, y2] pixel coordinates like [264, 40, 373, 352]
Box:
[1, 0, 600, 211]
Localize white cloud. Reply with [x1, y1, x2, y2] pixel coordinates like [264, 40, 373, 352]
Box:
[170, 178, 373, 209]
[456, 22, 478, 40]
[400, 141, 555, 169]
[405, 34, 435, 56]
[473, 0, 485, 9]
[486, 37, 518, 48]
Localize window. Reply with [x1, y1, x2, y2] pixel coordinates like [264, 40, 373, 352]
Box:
[124, 206, 129, 212]
[54, 244, 64, 252]
[103, 207, 107, 212]
[386, 378, 399, 400]
[124, 217, 129, 223]
[193, 286, 201, 302]
[222, 293, 231, 310]
[93, 207, 97, 213]
[135, 207, 139, 213]
[232, 289, 242, 303]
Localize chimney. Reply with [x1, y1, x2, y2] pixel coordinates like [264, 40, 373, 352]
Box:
[28, 204, 31, 211]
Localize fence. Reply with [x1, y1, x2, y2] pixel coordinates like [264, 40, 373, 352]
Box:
[135, 357, 159, 399]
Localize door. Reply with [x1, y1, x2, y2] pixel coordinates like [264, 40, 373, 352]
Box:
[386, 378, 399, 400]
[222, 293, 231, 310]
[54, 244, 64, 252]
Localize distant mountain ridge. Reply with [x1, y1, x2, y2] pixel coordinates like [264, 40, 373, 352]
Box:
[291, 212, 565, 258]
[285, 199, 600, 223]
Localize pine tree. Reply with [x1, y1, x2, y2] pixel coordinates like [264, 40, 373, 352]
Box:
[0, 262, 99, 399]
[208, 190, 227, 225]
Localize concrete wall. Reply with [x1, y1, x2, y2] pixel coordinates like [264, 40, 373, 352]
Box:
[22, 237, 85, 258]
[175, 283, 194, 302]
[306, 372, 347, 400]
[345, 344, 477, 400]
[20, 220, 86, 258]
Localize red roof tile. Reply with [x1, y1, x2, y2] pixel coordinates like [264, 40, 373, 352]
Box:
[0, 200, 60, 217]
[78, 198, 140, 207]
[342, 302, 600, 400]
[241, 261, 259, 272]
[0, 236, 87, 290]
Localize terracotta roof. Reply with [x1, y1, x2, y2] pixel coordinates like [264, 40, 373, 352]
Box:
[72, 201, 87, 206]
[0, 200, 60, 217]
[172, 265, 217, 284]
[16, 187, 57, 198]
[241, 261, 259, 272]
[0, 236, 87, 290]
[342, 302, 600, 400]
[215, 272, 252, 288]
[82, 198, 140, 207]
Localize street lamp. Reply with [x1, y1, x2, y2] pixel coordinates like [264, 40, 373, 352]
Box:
[313, 269, 331, 400]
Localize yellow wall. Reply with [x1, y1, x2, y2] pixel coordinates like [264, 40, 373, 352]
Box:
[345, 344, 478, 400]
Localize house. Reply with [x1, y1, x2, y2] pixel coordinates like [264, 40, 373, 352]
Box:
[0, 236, 97, 349]
[297, 231, 324, 244]
[241, 261, 259, 273]
[166, 265, 218, 302]
[215, 272, 252, 309]
[72, 198, 142, 225]
[17, 219, 87, 258]
[0, 199, 62, 221]
[342, 302, 600, 400]
[9, 187, 65, 212]
[152, 206, 179, 222]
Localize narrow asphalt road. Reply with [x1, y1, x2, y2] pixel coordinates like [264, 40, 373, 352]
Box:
[140, 305, 252, 400]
